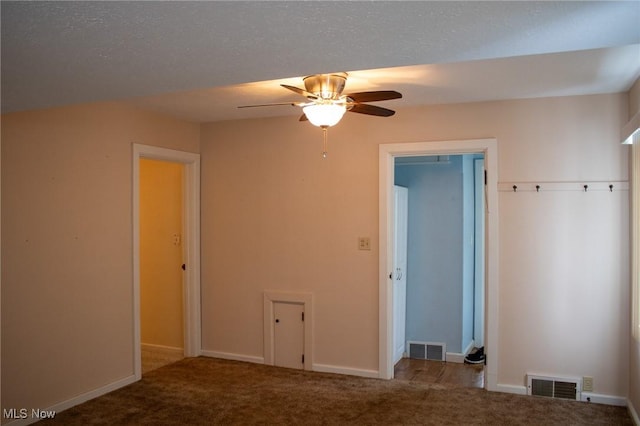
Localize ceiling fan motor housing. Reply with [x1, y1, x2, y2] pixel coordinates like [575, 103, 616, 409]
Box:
[303, 73, 347, 100]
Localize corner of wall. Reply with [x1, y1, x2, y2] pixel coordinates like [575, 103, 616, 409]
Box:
[628, 76, 640, 118]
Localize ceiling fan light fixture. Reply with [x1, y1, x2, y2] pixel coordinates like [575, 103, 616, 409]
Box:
[302, 103, 346, 127]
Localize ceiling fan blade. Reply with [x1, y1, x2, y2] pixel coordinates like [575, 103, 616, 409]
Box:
[281, 84, 318, 100]
[348, 103, 396, 117]
[237, 102, 303, 108]
[345, 91, 402, 103]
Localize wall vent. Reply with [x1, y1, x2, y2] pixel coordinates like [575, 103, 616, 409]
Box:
[407, 341, 446, 361]
[527, 374, 581, 400]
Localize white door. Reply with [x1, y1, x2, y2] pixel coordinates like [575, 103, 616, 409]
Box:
[274, 302, 305, 369]
[393, 185, 408, 364]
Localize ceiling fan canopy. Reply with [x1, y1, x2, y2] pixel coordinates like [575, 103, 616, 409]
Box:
[303, 72, 347, 100]
[239, 72, 402, 128]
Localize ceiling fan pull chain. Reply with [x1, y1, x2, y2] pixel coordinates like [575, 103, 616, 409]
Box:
[322, 126, 328, 158]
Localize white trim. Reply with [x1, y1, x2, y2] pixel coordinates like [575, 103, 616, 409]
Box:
[446, 340, 475, 363]
[621, 110, 640, 144]
[200, 350, 265, 365]
[498, 382, 627, 408]
[580, 393, 627, 407]
[445, 353, 466, 364]
[141, 343, 184, 356]
[263, 291, 313, 370]
[2, 375, 137, 426]
[632, 144, 640, 341]
[628, 398, 640, 425]
[132, 143, 201, 381]
[379, 139, 499, 393]
[496, 383, 528, 395]
[201, 350, 378, 379]
[312, 363, 379, 379]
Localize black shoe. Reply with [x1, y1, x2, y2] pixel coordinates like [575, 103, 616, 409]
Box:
[464, 347, 485, 364]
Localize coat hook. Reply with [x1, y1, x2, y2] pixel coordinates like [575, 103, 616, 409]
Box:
[609, 184, 613, 192]
[584, 184, 588, 192]
[513, 185, 517, 192]
[536, 185, 540, 192]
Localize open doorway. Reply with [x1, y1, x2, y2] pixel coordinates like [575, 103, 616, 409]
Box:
[392, 154, 484, 388]
[132, 144, 201, 380]
[139, 158, 185, 373]
[378, 139, 499, 391]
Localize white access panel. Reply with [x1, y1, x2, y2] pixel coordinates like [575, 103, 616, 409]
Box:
[273, 301, 304, 370]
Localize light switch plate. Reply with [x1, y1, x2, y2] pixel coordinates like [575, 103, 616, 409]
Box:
[358, 237, 371, 250]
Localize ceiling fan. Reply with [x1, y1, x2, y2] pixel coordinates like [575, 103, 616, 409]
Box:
[238, 72, 402, 157]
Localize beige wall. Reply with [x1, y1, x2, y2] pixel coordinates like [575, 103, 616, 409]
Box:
[1, 102, 199, 415]
[201, 93, 630, 394]
[0, 91, 633, 414]
[140, 159, 184, 349]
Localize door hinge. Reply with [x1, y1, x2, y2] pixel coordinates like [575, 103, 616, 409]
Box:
[302, 312, 304, 322]
[302, 354, 305, 364]
[484, 170, 487, 185]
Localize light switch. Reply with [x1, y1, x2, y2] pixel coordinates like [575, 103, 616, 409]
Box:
[358, 237, 371, 250]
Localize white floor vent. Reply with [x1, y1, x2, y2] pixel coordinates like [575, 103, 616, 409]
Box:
[527, 374, 581, 401]
[407, 341, 446, 361]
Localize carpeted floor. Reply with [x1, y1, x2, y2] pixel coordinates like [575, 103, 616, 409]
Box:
[42, 357, 633, 425]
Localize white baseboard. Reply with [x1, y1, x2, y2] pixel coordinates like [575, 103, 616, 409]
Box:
[628, 398, 640, 425]
[496, 383, 528, 395]
[312, 363, 379, 379]
[200, 350, 264, 365]
[200, 350, 379, 379]
[445, 340, 476, 364]
[580, 392, 627, 407]
[141, 343, 183, 355]
[445, 352, 465, 363]
[495, 383, 628, 408]
[3, 374, 137, 426]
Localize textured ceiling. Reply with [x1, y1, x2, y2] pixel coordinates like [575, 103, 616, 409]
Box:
[2, 1, 639, 122]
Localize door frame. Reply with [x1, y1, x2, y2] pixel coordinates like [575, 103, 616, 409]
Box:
[473, 158, 485, 348]
[133, 143, 201, 380]
[379, 139, 499, 391]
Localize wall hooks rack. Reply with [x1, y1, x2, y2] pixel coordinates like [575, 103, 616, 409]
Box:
[498, 181, 629, 193]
